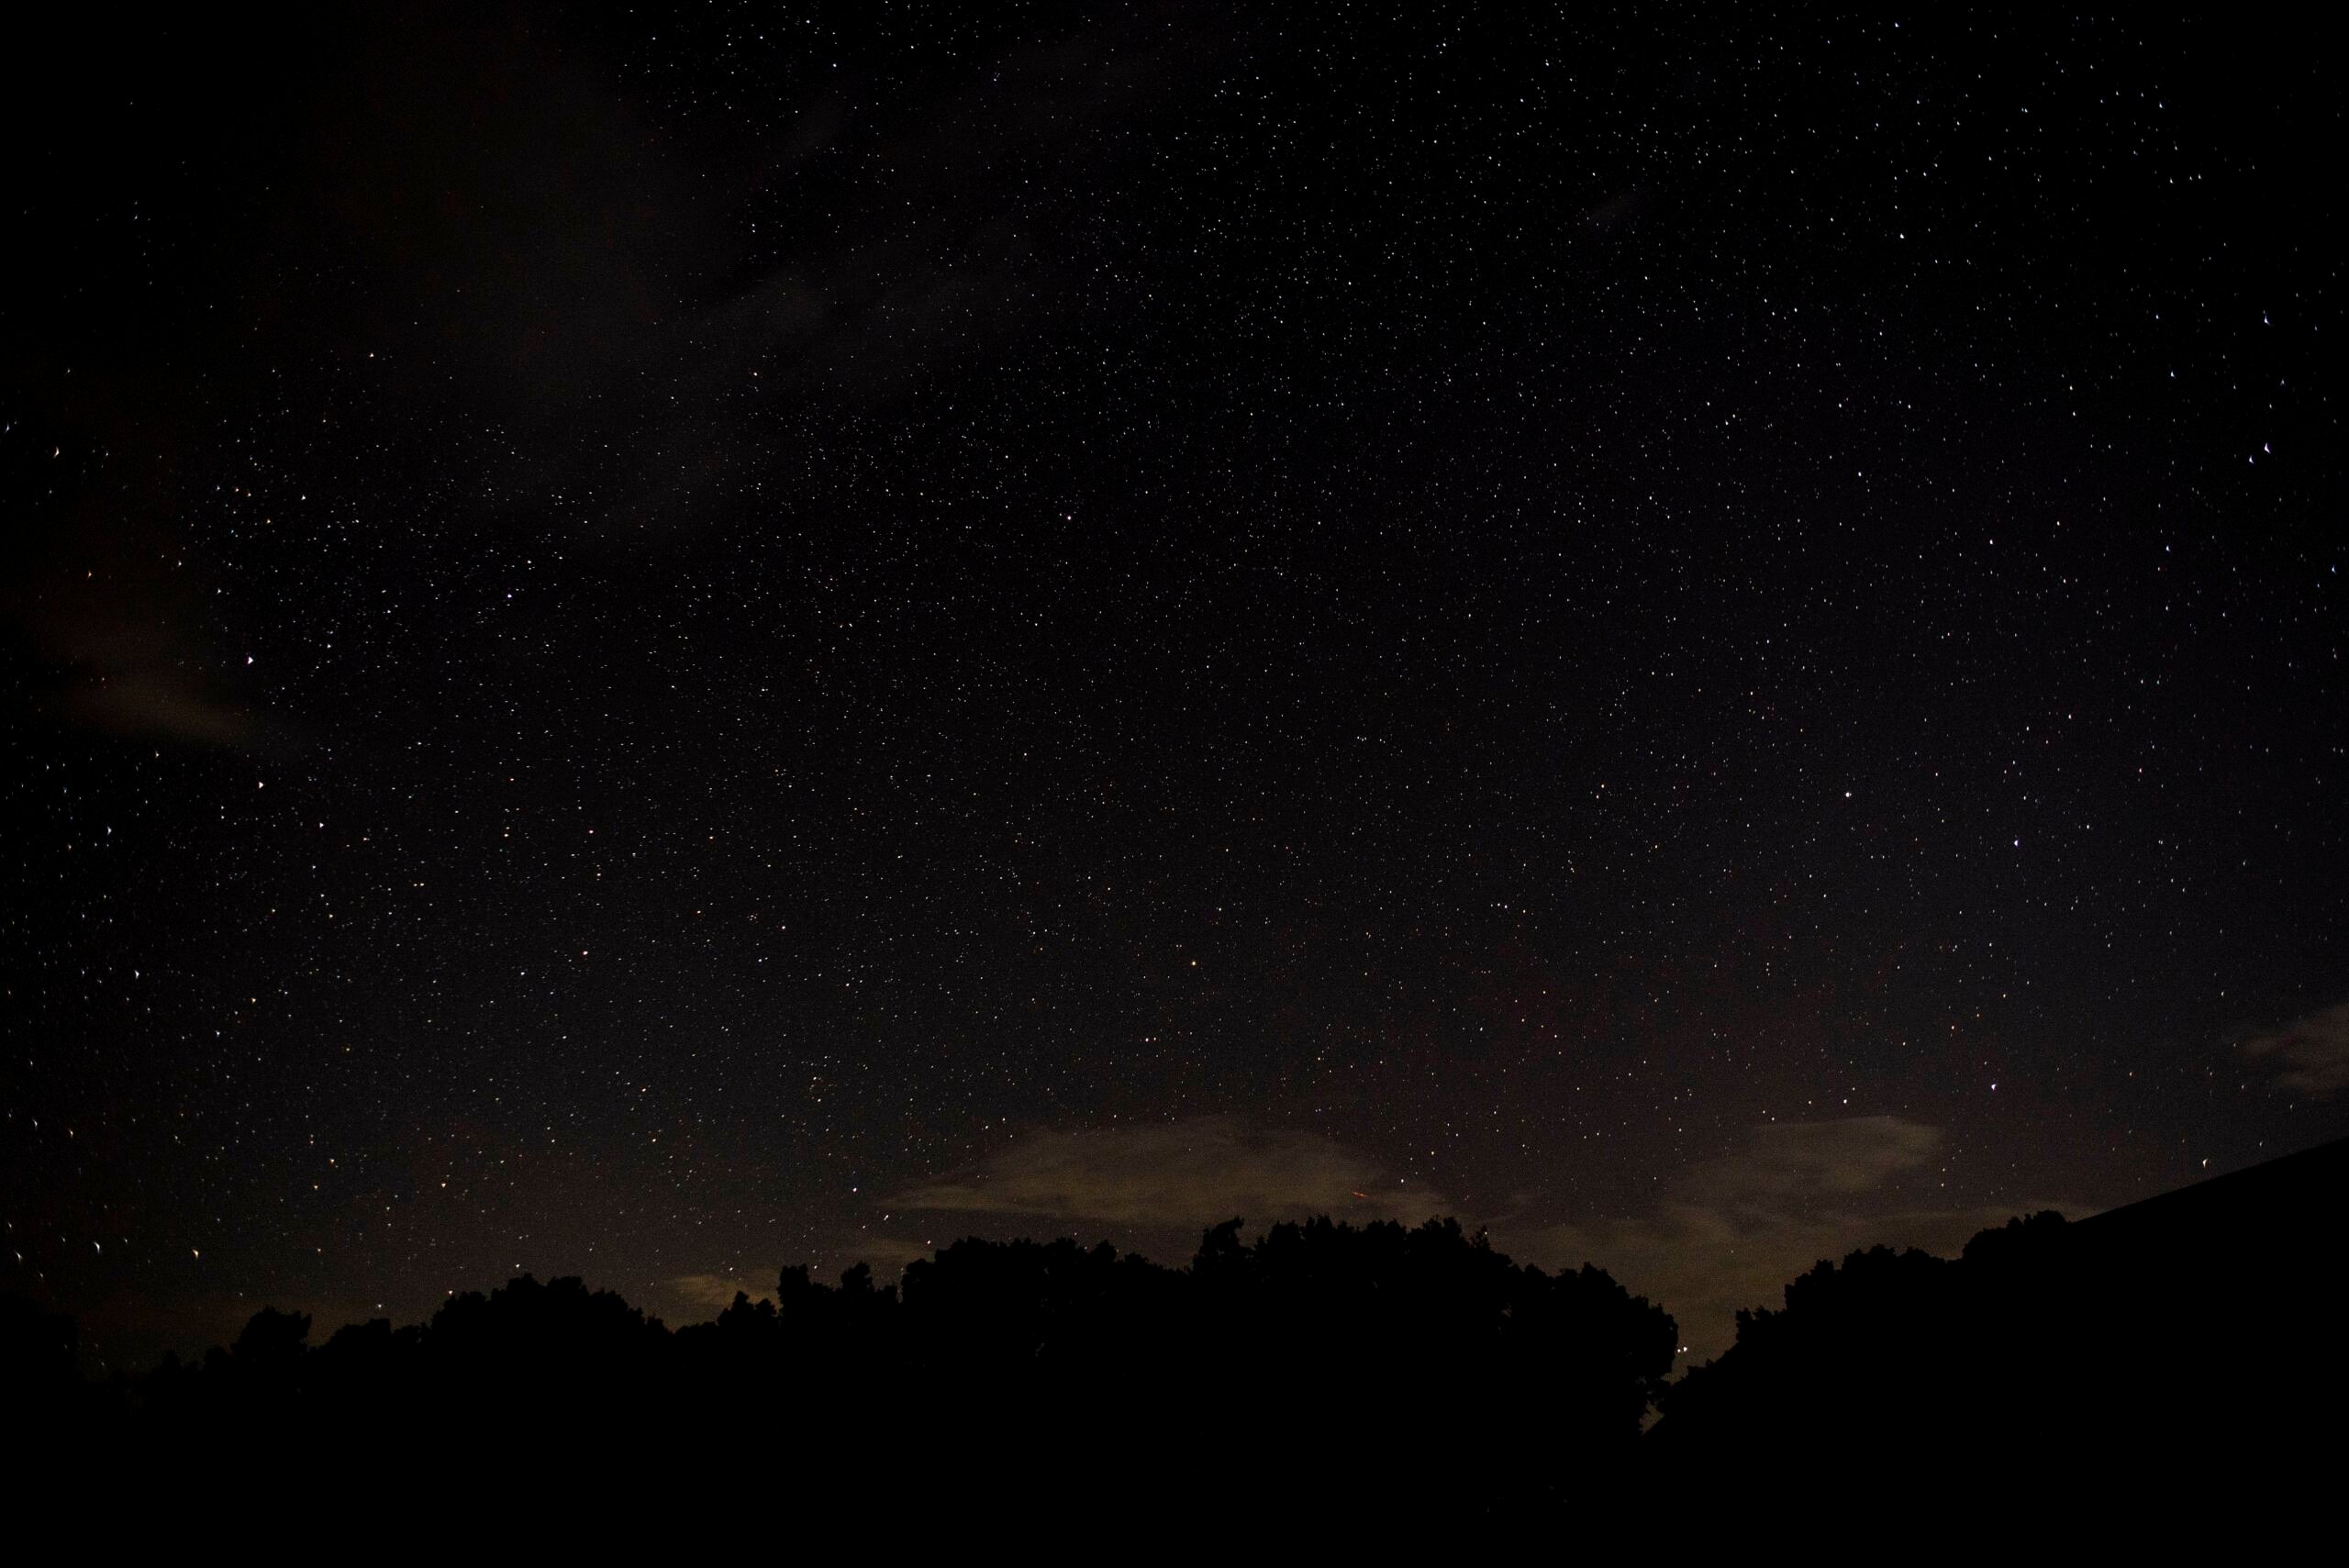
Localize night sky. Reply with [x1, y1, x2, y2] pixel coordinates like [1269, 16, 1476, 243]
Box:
[6, 5, 2344, 1371]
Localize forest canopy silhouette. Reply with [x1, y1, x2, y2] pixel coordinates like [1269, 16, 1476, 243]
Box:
[9, 1140, 2344, 1524]
[8, 1216, 1674, 1519]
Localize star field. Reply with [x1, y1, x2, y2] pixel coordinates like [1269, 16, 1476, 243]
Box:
[5, 5, 2344, 1364]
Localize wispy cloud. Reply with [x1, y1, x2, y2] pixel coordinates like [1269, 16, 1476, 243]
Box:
[662, 1273, 775, 1317]
[1504, 1117, 2081, 1365]
[1685, 1114, 1943, 1202]
[890, 1117, 1447, 1231]
[64, 666, 256, 748]
[881, 1114, 2078, 1370]
[12, 532, 264, 750]
[2241, 1000, 2349, 1099]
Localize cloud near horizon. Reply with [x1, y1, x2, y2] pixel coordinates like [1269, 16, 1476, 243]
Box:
[874, 1113, 2082, 1369]
[2241, 1000, 2349, 1099]
[1506, 1116, 2083, 1365]
[889, 1117, 1449, 1232]
[662, 1273, 775, 1317]
[1684, 1114, 1943, 1203]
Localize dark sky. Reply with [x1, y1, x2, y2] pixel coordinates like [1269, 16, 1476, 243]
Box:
[6, 3, 2344, 1369]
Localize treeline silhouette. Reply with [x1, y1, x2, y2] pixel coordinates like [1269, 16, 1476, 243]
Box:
[11, 1140, 2343, 1526]
[6, 1216, 1672, 1526]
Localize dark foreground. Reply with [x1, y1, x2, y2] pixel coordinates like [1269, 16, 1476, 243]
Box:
[7, 1141, 2343, 1535]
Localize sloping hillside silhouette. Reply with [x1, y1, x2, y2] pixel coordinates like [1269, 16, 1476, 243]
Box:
[1651, 1135, 2349, 1503]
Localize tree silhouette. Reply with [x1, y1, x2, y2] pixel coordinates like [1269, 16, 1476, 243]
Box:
[17, 1142, 2345, 1533]
[1, 1213, 1674, 1527]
